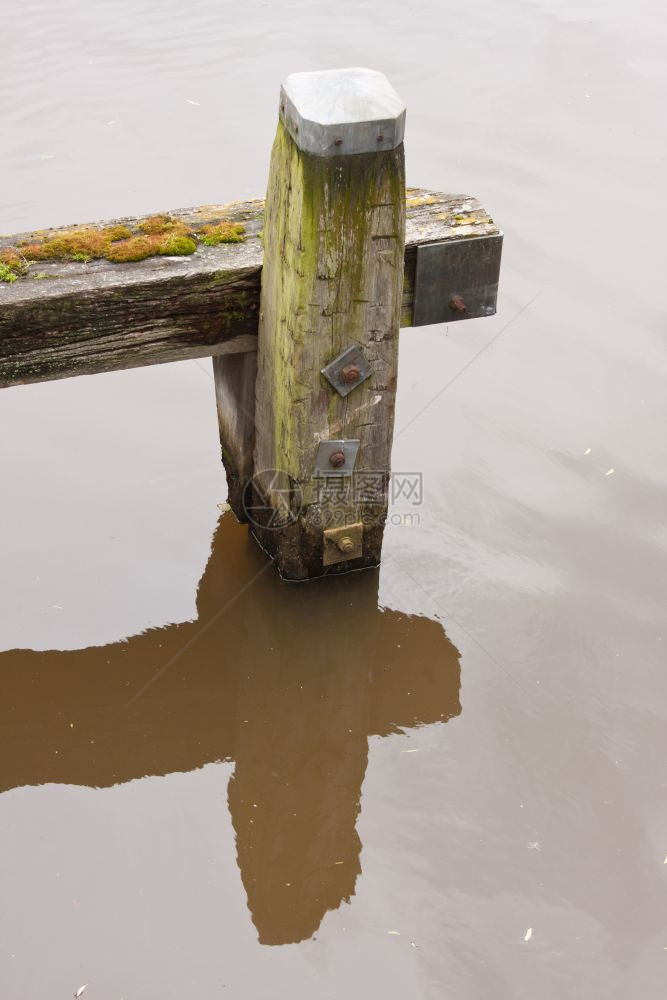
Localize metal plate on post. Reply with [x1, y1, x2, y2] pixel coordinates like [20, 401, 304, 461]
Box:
[412, 234, 503, 327]
[321, 345, 372, 397]
[323, 522, 364, 566]
[313, 439, 360, 476]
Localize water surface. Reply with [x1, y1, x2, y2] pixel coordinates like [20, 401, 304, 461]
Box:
[1, 1, 666, 997]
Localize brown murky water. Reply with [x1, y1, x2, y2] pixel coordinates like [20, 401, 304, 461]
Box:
[1, 0, 666, 997]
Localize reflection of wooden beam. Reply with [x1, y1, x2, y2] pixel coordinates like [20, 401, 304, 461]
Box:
[0, 515, 461, 792]
[0, 191, 500, 388]
[0, 514, 461, 943]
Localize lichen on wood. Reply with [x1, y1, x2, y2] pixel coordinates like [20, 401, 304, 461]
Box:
[251, 122, 406, 578]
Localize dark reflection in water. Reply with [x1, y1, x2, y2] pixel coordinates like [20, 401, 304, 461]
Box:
[1, 515, 461, 945]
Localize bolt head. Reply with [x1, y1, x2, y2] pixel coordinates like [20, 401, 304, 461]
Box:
[337, 536, 355, 553]
[449, 294, 467, 313]
[341, 363, 361, 384]
[329, 450, 346, 468]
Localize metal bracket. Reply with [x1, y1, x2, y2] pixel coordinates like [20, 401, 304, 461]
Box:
[413, 234, 503, 327]
[323, 522, 363, 566]
[313, 439, 360, 476]
[321, 344, 372, 398]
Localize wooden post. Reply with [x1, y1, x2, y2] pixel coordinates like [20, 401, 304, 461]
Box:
[246, 67, 407, 580]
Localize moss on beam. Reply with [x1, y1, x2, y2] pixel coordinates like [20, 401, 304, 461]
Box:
[0, 214, 247, 281]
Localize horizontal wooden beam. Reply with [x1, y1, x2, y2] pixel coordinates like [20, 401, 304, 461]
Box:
[0, 190, 501, 388]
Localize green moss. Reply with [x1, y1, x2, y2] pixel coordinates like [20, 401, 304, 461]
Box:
[0, 263, 17, 283]
[200, 222, 246, 246]
[21, 228, 110, 260]
[104, 235, 157, 263]
[2, 209, 250, 280]
[0, 247, 29, 279]
[139, 214, 177, 235]
[104, 224, 133, 241]
[157, 234, 197, 256]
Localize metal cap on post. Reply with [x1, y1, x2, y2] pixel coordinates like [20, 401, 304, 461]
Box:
[279, 67, 406, 157]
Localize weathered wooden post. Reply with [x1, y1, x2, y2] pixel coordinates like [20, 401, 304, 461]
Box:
[226, 67, 406, 581]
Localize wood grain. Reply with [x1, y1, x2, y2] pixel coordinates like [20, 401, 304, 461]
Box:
[213, 351, 257, 520]
[0, 191, 499, 388]
[249, 123, 406, 579]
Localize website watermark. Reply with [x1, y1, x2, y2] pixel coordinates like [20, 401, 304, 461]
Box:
[242, 469, 423, 530]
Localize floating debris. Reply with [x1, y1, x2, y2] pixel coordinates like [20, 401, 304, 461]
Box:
[524, 928, 533, 942]
[74, 986, 88, 999]
[387, 930, 401, 936]
[605, 468, 615, 476]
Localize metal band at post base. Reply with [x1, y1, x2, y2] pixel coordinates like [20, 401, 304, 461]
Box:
[279, 67, 406, 157]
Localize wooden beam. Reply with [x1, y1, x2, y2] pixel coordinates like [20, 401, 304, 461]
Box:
[0, 192, 500, 388]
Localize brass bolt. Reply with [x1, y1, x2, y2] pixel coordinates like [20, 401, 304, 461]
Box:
[337, 536, 355, 554]
[334, 137, 343, 146]
[341, 363, 361, 384]
[449, 294, 467, 313]
[329, 450, 346, 468]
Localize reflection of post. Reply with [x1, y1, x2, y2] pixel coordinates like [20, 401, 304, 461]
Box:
[229, 661, 367, 945]
[228, 566, 460, 945]
[0, 515, 461, 945]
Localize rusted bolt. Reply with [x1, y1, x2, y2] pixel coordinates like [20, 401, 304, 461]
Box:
[449, 294, 467, 313]
[334, 137, 343, 146]
[341, 363, 361, 383]
[377, 133, 384, 142]
[329, 450, 346, 468]
[337, 536, 355, 554]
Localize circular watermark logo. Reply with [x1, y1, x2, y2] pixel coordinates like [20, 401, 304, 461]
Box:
[241, 468, 303, 530]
